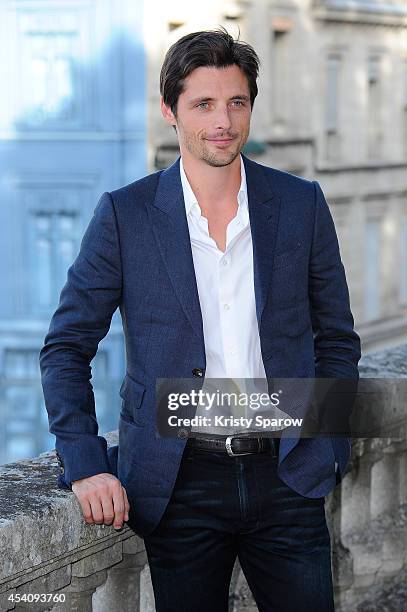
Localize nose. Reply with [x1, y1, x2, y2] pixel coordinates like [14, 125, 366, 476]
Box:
[213, 105, 232, 131]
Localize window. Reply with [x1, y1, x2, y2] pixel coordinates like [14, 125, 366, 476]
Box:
[0, 348, 111, 465]
[367, 56, 383, 159]
[14, 8, 93, 130]
[364, 217, 381, 321]
[271, 28, 290, 131]
[325, 54, 341, 161]
[28, 209, 79, 314]
[1, 349, 46, 464]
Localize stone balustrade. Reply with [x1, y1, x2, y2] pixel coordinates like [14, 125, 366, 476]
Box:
[327, 344, 407, 612]
[1, 345, 406, 611]
[0, 431, 154, 612]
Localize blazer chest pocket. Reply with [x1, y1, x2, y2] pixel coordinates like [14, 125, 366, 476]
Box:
[273, 245, 306, 272]
[264, 305, 310, 341]
[119, 374, 147, 426]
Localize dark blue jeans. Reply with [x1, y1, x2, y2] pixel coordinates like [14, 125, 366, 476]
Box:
[143, 441, 335, 612]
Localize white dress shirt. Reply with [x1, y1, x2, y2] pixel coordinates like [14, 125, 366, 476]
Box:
[180, 155, 286, 434]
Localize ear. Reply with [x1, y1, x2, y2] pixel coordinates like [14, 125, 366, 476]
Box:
[160, 97, 177, 127]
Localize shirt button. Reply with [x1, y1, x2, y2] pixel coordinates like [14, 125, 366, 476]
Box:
[222, 259, 228, 266]
[223, 303, 230, 310]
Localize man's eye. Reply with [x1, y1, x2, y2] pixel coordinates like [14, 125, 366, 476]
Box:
[232, 100, 244, 107]
[197, 102, 209, 109]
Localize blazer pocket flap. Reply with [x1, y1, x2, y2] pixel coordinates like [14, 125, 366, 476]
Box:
[119, 374, 146, 409]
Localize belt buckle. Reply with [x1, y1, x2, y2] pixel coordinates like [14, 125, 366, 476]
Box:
[225, 435, 256, 457]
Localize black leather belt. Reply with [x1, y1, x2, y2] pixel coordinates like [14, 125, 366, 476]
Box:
[186, 434, 280, 457]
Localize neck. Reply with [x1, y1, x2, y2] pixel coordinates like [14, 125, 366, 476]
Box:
[181, 152, 242, 208]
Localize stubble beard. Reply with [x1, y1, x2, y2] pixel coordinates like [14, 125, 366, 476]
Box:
[182, 130, 247, 168]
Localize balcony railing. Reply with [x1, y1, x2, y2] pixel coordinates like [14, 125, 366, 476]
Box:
[1, 344, 406, 611]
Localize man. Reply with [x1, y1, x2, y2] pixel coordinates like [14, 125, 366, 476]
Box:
[40, 28, 361, 611]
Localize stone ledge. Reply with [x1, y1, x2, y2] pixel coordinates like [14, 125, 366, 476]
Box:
[1, 344, 406, 611]
[0, 431, 146, 607]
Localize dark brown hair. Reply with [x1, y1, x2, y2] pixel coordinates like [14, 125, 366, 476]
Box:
[160, 27, 260, 116]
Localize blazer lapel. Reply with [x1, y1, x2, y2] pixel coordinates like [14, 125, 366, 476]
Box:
[148, 158, 205, 344]
[148, 155, 281, 344]
[243, 154, 281, 326]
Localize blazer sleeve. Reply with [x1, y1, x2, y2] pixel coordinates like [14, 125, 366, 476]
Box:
[39, 192, 122, 488]
[309, 181, 361, 379]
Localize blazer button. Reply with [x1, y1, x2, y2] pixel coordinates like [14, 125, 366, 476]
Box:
[192, 368, 204, 377]
[60, 467, 65, 474]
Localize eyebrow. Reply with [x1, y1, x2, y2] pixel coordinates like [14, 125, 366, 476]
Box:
[188, 95, 250, 105]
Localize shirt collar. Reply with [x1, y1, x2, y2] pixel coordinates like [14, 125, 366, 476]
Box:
[179, 155, 248, 221]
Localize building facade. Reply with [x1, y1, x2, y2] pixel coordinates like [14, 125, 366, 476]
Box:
[0, 0, 146, 463]
[145, 0, 407, 352]
[2, 0, 407, 464]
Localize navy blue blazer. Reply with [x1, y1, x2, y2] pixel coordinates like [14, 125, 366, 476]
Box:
[39, 154, 361, 536]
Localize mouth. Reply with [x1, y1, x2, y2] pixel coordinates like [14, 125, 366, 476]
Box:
[205, 137, 236, 147]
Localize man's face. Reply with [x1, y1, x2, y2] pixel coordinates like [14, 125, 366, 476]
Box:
[161, 64, 252, 167]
